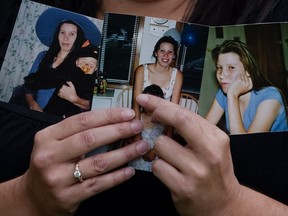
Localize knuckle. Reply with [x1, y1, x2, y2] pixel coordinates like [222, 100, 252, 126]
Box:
[213, 127, 230, 147]
[105, 109, 116, 121]
[204, 129, 230, 168]
[89, 179, 103, 194]
[175, 109, 193, 125]
[115, 123, 128, 137]
[31, 147, 54, 170]
[76, 112, 91, 127]
[79, 130, 97, 149]
[103, 108, 122, 124]
[91, 154, 109, 173]
[32, 152, 50, 169]
[122, 146, 135, 161]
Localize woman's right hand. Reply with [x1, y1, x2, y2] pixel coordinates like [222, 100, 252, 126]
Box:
[137, 94, 241, 216]
[0, 108, 149, 216]
[30, 102, 43, 112]
[26, 93, 43, 112]
[137, 93, 288, 216]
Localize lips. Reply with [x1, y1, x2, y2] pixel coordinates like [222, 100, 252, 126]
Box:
[220, 82, 229, 89]
[62, 43, 70, 46]
[160, 58, 171, 64]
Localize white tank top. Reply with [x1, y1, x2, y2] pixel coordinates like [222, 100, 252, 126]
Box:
[143, 64, 177, 101]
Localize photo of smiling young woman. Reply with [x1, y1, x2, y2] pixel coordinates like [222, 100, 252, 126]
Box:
[132, 36, 183, 141]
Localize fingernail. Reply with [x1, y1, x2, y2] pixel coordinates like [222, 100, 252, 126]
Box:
[125, 167, 135, 177]
[137, 94, 148, 103]
[136, 141, 150, 154]
[130, 119, 143, 133]
[122, 109, 135, 119]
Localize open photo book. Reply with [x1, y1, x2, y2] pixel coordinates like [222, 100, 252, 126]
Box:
[1, 0, 287, 131]
[1, 0, 288, 136]
[1, 0, 288, 151]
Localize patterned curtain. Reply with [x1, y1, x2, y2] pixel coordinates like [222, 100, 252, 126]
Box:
[0, 0, 49, 102]
[0, 0, 103, 102]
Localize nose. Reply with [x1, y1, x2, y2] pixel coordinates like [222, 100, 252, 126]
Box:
[219, 68, 228, 79]
[63, 34, 69, 41]
[160, 51, 168, 57]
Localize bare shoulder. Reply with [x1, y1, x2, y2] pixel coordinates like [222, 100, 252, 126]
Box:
[135, 64, 145, 74]
[176, 69, 183, 78]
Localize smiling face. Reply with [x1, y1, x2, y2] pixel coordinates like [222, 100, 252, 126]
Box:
[155, 42, 175, 67]
[58, 23, 78, 52]
[216, 52, 248, 93]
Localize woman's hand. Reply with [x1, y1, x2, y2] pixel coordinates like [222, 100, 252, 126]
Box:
[137, 94, 288, 216]
[2, 108, 149, 216]
[58, 81, 77, 102]
[26, 93, 43, 112]
[228, 74, 253, 97]
[136, 94, 241, 216]
[58, 81, 90, 110]
[30, 102, 43, 112]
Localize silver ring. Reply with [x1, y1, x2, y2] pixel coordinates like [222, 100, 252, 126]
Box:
[73, 163, 84, 183]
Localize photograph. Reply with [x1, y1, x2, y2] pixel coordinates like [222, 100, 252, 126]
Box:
[94, 13, 209, 171]
[0, 0, 103, 118]
[200, 22, 288, 134]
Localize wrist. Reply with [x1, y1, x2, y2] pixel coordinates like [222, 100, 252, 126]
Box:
[0, 175, 39, 216]
[227, 90, 239, 99]
[29, 101, 40, 110]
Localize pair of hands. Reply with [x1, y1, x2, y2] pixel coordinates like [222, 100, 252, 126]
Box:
[12, 94, 241, 216]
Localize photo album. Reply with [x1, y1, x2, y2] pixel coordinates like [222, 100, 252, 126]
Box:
[1, 0, 288, 171]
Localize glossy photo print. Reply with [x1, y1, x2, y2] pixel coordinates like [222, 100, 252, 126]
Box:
[93, 13, 209, 170]
[0, 0, 103, 119]
[200, 23, 288, 134]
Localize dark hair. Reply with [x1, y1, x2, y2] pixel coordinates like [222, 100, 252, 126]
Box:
[140, 84, 164, 113]
[211, 40, 274, 90]
[90, 0, 288, 25]
[77, 44, 99, 60]
[39, 20, 86, 69]
[32, 1, 288, 26]
[152, 36, 179, 60]
[142, 84, 164, 99]
[188, 0, 288, 26]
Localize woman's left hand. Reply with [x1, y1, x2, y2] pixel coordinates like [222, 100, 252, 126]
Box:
[15, 108, 149, 216]
[58, 81, 78, 103]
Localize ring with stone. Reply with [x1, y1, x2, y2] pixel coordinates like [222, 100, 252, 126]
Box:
[73, 163, 84, 183]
